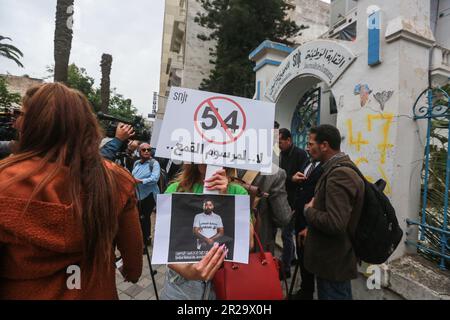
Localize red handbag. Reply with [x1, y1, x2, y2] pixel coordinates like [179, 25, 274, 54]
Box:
[212, 231, 284, 300]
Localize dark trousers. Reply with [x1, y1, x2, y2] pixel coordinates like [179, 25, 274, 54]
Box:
[138, 193, 155, 245]
[317, 278, 353, 300]
[296, 239, 315, 297]
[281, 218, 295, 273]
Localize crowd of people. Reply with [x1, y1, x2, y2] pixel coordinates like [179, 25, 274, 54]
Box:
[0, 82, 365, 300]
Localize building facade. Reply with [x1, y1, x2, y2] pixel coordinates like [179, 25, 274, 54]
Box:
[157, 0, 215, 119]
[157, 0, 331, 119]
[252, 0, 450, 298]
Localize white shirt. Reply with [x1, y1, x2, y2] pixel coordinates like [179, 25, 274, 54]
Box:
[193, 212, 223, 239]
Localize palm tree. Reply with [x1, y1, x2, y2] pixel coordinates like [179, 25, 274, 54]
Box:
[100, 53, 113, 113]
[0, 36, 24, 67]
[54, 0, 74, 83]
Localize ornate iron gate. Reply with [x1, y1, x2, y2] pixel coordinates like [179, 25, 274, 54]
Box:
[290, 87, 321, 149]
[407, 87, 450, 270]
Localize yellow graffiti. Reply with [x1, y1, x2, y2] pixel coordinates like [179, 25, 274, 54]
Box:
[346, 113, 395, 196]
[347, 119, 369, 152]
[378, 165, 392, 195]
[367, 113, 394, 164]
[354, 157, 368, 166]
[354, 157, 375, 182]
[365, 176, 375, 183]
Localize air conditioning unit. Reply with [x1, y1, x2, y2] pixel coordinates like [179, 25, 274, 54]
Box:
[330, 0, 358, 27]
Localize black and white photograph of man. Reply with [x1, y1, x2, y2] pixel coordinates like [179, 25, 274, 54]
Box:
[152, 193, 253, 264]
[193, 199, 225, 250]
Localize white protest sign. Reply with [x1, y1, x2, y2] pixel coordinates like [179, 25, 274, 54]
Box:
[155, 87, 275, 173]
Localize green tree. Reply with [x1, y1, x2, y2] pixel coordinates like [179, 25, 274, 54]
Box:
[48, 63, 139, 122]
[54, 0, 74, 83]
[0, 36, 24, 68]
[62, 64, 101, 111]
[108, 90, 138, 123]
[195, 0, 305, 97]
[0, 76, 21, 111]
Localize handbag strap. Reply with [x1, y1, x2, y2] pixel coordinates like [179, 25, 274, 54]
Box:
[253, 229, 266, 262]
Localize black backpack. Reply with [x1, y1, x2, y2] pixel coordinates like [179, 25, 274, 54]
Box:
[325, 163, 403, 264]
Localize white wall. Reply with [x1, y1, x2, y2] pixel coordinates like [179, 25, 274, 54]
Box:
[332, 0, 433, 260]
[258, 0, 435, 262]
[319, 84, 338, 126]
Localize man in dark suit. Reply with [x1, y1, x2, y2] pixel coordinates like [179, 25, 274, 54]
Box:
[237, 164, 292, 254]
[279, 128, 309, 278]
[293, 159, 323, 300]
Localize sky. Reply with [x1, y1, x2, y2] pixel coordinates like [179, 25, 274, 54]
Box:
[0, 0, 330, 117]
[0, 0, 165, 117]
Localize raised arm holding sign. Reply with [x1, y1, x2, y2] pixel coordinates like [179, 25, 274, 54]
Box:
[152, 87, 274, 300]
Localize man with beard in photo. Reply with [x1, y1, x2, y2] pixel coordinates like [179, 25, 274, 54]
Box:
[193, 199, 224, 250]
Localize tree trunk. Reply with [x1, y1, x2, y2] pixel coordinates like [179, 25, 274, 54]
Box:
[54, 0, 74, 83]
[100, 53, 113, 113]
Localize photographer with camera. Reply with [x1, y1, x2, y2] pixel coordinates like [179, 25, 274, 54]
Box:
[100, 123, 136, 161]
[0, 141, 12, 158]
[132, 143, 160, 247]
[1, 108, 21, 159]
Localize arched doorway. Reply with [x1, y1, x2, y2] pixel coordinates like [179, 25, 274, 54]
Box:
[274, 75, 338, 149]
[263, 39, 355, 149]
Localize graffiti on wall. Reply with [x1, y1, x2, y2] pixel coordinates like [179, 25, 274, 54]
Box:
[354, 84, 373, 107]
[345, 112, 394, 195]
[373, 91, 394, 111]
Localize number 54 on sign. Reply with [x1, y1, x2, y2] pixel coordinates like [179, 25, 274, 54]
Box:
[155, 87, 275, 173]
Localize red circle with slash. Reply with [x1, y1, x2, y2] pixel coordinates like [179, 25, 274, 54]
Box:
[194, 96, 247, 145]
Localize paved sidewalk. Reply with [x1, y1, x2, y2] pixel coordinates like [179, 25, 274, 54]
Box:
[116, 244, 302, 300]
[116, 246, 165, 300]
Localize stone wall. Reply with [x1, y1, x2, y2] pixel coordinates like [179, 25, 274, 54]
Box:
[3, 74, 43, 97]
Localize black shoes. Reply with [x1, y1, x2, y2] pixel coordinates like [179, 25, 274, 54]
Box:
[291, 289, 314, 300]
[279, 269, 291, 280]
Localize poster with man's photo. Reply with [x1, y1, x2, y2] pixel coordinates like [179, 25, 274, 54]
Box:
[152, 193, 250, 264]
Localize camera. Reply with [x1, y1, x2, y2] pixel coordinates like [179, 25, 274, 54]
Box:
[97, 112, 150, 142]
[0, 108, 20, 141]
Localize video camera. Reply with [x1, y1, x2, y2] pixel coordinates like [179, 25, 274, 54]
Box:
[97, 112, 150, 143]
[0, 108, 20, 141]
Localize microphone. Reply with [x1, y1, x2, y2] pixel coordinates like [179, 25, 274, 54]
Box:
[97, 112, 134, 126]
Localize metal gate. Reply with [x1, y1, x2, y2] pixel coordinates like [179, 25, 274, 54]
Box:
[290, 87, 321, 149]
[407, 87, 450, 270]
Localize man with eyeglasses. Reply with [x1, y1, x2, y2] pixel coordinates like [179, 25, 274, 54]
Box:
[132, 143, 161, 247]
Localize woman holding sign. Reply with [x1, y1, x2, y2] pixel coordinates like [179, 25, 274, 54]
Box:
[160, 164, 254, 300]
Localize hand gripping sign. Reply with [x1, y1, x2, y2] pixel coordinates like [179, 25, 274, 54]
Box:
[155, 87, 275, 173]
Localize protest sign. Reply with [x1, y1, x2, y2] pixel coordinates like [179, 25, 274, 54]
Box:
[152, 193, 250, 264]
[155, 87, 275, 173]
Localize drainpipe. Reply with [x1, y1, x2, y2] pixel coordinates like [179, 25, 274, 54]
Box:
[428, 0, 440, 89]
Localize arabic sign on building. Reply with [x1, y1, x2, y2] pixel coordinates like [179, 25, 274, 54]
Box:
[265, 40, 357, 102]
